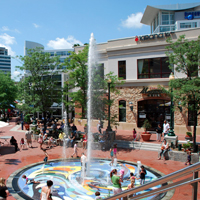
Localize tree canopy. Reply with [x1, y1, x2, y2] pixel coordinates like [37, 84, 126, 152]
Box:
[63, 45, 122, 124]
[0, 72, 17, 118]
[16, 47, 62, 121]
[166, 35, 200, 152]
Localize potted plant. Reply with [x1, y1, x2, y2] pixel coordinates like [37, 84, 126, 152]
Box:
[185, 132, 193, 141]
[24, 114, 31, 130]
[141, 119, 152, 141]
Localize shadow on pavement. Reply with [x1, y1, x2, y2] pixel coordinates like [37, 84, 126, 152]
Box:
[4, 159, 21, 165]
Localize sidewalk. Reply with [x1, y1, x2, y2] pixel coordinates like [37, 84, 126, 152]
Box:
[0, 121, 199, 200]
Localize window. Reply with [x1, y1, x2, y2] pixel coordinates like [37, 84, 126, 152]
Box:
[59, 58, 65, 63]
[138, 57, 171, 79]
[162, 12, 174, 25]
[0, 60, 10, 63]
[180, 22, 197, 29]
[118, 61, 126, 79]
[56, 51, 67, 56]
[119, 100, 126, 122]
[98, 63, 104, 80]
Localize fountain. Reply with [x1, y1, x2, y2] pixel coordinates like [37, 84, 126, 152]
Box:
[8, 34, 164, 200]
[86, 33, 98, 175]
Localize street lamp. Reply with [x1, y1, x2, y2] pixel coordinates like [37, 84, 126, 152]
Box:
[106, 79, 112, 132]
[168, 72, 175, 136]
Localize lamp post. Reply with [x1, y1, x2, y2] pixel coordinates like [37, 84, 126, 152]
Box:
[106, 79, 112, 132]
[168, 72, 175, 136]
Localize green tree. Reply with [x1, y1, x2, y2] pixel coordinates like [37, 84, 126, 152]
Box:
[166, 35, 200, 152]
[63, 45, 122, 124]
[0, 72, 17, 120]
[16, 47, 62, 127]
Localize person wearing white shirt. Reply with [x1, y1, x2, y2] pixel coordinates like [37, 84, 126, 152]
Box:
[163, 120, 170, 136]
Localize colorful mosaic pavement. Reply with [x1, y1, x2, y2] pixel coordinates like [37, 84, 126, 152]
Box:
[15, 159, 161, 200]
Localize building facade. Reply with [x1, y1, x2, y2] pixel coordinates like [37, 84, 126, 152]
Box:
[74, 3, 200, 135]
[0, 47, 11, 73]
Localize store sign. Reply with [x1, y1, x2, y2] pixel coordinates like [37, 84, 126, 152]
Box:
[140, 87, 163, 97]
[185, 11, 200, 20]
[135, 32, 171, 42]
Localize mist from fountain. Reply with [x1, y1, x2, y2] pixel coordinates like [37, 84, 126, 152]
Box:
[86, 33, 98, 175]
[63, 111, 69, 161]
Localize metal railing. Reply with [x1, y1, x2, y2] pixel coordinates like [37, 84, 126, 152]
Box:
[104, 162, 200, 200]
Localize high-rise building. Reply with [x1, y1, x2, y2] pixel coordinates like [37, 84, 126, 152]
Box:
[0, 47, 11, 73]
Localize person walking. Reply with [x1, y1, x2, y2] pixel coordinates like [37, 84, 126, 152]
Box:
[71, 142, 78, 158]
[110, 169, 122, 195]
[25, 128, 33, 148]
[109, 147, 114, 166]
[163, 120, 170, 137]
[156, 124, 162, 142]
[0, 178, 9, 199]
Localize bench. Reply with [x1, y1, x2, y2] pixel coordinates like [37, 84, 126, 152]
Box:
[0, 145, 15, 155]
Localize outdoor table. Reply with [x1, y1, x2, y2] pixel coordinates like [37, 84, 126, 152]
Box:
[0, 136, 12, 144]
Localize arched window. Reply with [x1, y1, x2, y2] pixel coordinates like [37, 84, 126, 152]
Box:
[119, 100, 126, 122]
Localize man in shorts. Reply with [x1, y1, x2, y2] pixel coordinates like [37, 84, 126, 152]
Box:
[25, 128, 33, 148]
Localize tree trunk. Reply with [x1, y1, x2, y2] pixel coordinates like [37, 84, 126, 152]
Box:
[43, 111, 47, 132]
[193, 110, 197, 153]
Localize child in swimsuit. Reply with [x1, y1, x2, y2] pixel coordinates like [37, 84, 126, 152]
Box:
[109, 148, 114, 166]
[113, 144, 117, 158]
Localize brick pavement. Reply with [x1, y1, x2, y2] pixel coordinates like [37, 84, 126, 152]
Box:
[0, 121, 199, 200]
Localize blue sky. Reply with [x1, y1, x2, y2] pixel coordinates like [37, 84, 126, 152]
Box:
[0, 0, 199, 81]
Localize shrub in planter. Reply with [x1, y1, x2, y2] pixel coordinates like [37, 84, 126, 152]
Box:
[141, 119, 152, 141]
[185, 131, 193, 141]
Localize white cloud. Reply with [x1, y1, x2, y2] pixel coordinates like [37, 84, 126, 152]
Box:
[1, 26, 20, 33]
[0, 33, 16, 56]
[47, 36, 83, 49]
[11, 71, 21, 80]
[2, 26, 9, 31]
[121, 12, 143, 29]
[0, 33, 16, 45]
[33, 23, 40, 28]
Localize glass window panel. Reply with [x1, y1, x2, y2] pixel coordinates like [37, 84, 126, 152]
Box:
[118, 61, 126, 79]
[119, 100, 126, 122]
[162, 57, 171, 73]
[149, 58, 160, 73]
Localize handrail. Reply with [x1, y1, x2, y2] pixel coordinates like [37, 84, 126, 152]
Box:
[104, 162, 200, 200]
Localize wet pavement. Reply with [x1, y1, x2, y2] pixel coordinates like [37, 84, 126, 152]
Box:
[0, 121, 199, 200]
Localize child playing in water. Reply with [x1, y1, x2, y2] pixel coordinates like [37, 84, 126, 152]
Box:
[113, 144, 118, 158]
[43, 149, 49, 165]
[95, 191, 102, 200]
[71, 142, 78, 158]
[22, 175, 40, 185]
[109, 147, 114, 166]
[119, 169, 125, 182]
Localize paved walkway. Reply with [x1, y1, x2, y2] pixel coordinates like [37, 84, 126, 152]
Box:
[0, 121, 199, 200]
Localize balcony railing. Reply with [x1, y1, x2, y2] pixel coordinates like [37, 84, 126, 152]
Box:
[104, 161, 200, 200]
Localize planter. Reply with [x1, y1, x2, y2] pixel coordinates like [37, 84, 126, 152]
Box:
[24, 124, 30, 130]
[185, 136, 193, 141]
[141, 133, 151, 141]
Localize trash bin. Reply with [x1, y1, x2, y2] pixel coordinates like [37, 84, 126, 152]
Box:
[178, 144, 182, 151]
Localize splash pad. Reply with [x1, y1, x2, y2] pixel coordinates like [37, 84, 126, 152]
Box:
[8, 158, 165, 200]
